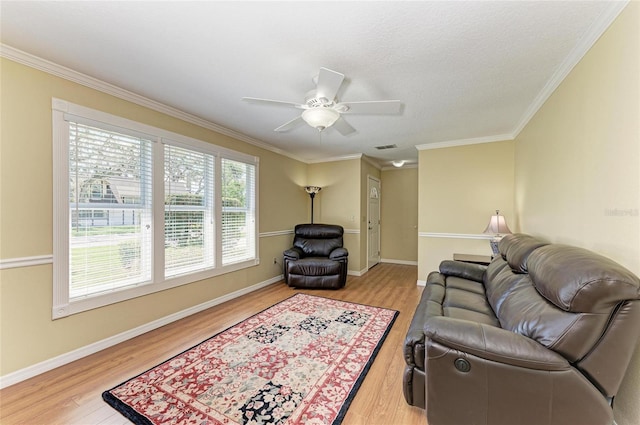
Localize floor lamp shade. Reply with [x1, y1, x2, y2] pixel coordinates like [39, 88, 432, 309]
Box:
[304, 186, 322, 224]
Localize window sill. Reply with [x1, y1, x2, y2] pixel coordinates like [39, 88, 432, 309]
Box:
[52, 258, 259, 319]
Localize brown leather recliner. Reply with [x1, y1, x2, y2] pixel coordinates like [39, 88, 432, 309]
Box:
[403, 233, 640, 425]
[283, 224, 348, 289]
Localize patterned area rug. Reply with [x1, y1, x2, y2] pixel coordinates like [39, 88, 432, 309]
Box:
[103, 293, 398, 424]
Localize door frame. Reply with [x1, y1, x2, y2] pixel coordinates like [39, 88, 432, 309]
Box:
[367, 175, 381, 270]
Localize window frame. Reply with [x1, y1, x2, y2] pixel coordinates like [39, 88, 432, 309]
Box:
[163, 143, 216, 279]
[52, 99, 259, 319]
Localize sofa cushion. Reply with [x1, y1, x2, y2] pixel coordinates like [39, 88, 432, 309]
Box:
[404, 270, 500, 369]
[292, 224, 345, 257]
[294, 238, 343, 257]
[499, 233, 548, 273]
[294, 223, 343, 238]
[443, 287, 496, 317]
[439, 260, 486, 282]
[445, 276, 486, 295]
[492, 276, 609, 361]
[528, 244, 640, 313]
[287, 258, 342, 276]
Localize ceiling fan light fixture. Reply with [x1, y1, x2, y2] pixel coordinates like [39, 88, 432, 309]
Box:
[301, 107, 340, 131]
[392, 160, 406, 168]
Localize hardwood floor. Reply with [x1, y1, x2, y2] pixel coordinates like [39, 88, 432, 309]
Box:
[0, 263, 426, 425]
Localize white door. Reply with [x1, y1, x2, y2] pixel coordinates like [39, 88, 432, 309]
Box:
[367, 176, 381, 269]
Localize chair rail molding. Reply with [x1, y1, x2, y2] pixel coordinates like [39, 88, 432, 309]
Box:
[419, 232, 492, 240]
[259, 230, 294, 238]
[0, 255, 53, 270]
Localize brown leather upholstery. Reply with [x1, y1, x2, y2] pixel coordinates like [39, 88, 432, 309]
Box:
[403, 233, 640, 425]
[283, 224, 348, 289]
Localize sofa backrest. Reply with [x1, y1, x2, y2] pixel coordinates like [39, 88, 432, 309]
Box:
[293, 224, 344, 257]
[528, 244, 640, 313]
[485, 233, 640, 397]
[500, 233, 548, 273]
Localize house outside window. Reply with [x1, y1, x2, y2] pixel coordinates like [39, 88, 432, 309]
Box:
[52, 99, 259, 319]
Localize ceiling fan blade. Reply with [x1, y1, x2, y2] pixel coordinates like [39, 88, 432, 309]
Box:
[339, 100, 401, 115]
[274, 116, 305, 132]
[242, 97, 304, 109]
[332, 116, 356, 136]
[316, 67, 345, 101]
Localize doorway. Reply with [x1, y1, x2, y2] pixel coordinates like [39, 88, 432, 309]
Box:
[367, 176, 381, 269]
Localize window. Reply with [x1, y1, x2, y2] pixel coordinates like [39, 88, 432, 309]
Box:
[221, 158, 256, 265]
[164, 144, 215, 277]
[68, 122, 153, 299]
[53, 99, 258, 319]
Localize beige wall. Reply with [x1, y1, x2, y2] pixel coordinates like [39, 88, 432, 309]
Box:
[0, 60, 392, 377]
[307, 158, 362, 272]
[0, 58, 308, 375]
[380, 167, 418, 263]
[307, 158, 360, 228]
[417, 140, 515, 278]
[514, 4, 640, 424]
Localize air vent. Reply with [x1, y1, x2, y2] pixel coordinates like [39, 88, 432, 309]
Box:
[374, 144, 397, 150]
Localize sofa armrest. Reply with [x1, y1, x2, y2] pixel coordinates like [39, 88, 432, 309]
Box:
[438, 260, 486, 283]
[424, 316, 569, 371]
[283, 247, 303, 260]
[329, 247, 348, 260]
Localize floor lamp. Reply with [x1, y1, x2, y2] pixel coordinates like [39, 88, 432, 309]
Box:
[304, 186, 322, 224]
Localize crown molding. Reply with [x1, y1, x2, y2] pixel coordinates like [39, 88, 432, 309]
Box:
[4, 0, 627, 164]
[410, 1, 628, 153]
[510, 0, 629, 137]
[362, 155, 382, 170]
[415, 134, 514, 151]
[0, 44, 308, 164]
[306, 153, 363, 164]
[0, 44, 403, 168]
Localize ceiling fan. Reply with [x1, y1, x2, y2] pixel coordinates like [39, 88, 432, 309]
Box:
[242, 67, 401, 135]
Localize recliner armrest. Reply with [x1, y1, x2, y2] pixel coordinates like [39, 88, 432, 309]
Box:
[283, 247, 303, 260]
[424, 316, 569, 371]
[439, 260, 486, 283]
[329, 247, 348, 260]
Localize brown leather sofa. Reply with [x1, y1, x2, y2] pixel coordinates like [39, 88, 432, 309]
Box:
[403, 233, 640, 425]
[283, 224, 348, 289]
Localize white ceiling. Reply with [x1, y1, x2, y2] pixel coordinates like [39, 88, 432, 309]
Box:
[0, 1, 625, 167]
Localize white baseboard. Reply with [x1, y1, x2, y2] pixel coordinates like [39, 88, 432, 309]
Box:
[0, 274, 283, 389]
[348, 268, 368, 277]
[417, 279, 426, 287]
[380, 258, 418, 266]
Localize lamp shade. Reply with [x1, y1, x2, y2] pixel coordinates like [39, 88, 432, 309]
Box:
[301, 108, 340, 131]
[483, 210, 512, 235]
[304, 186, 322, 195]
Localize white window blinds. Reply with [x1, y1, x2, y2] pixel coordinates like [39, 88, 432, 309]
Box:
[53, 99, 260, 319]
[221, 158, 256, 265]
[164, 144, 215, 277]
[68, 121, 153, 299]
